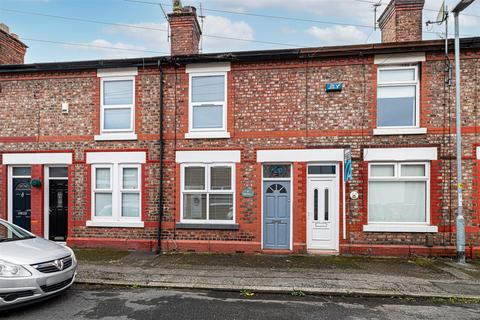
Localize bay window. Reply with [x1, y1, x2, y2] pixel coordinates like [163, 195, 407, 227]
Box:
[181, 163, 235, 223]
[368, 162, 429, 225]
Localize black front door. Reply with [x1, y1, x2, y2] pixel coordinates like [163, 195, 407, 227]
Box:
[49, 180, 68, 241]
[13, 178, 31, 231]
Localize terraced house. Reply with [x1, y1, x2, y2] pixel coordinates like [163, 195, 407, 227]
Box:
[0, 0, 479, 257]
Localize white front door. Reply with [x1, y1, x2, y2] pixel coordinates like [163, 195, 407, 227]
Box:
[307, 178, 338, 251]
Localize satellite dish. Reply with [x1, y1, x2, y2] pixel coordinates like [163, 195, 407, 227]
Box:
[437, 1, 446, 25]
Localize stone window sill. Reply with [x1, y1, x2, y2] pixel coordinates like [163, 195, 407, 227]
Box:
[185, 132, 231, 139]
[363, 224, 438, 233]
[176, 223, 239, 230]
[86, 220, 144, 228]
[94, 133, 138, 141]
[373, 128, 427, 136]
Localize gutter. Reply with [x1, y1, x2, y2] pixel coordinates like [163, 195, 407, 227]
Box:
[2, 37, 480, 74]
[156, 59, 165, 254]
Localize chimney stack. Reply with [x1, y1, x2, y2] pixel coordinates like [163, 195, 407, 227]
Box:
[378, 0, 425, 43]
[0, 22, 27, 64]
[168, 1, 202, 56]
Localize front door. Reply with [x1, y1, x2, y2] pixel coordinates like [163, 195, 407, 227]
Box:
[13, 178, 31, 231]
[49, 180, 68, 241]
[263, 181, 290, 250]
[307, 179, 338, 251]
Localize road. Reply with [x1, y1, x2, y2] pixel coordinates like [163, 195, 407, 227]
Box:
[1, 284, 479, 320]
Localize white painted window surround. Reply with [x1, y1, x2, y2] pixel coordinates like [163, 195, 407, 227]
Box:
[186, 63, 231, 139]
[86, 151, 146, 228]
[363, 148, 438, 233]
[374, 53, 426, 136]
[2, 153, 72, 165]
[96, 68, 138, 141]
[374, 52, 426, 65]
[175, 150, 241, 163]
[363, 147, 437, 161]
[476, 147, 480, 159]
[257, 149, 344, 163]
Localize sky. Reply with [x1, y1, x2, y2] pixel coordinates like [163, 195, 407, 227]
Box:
[1, 0, 480, 63]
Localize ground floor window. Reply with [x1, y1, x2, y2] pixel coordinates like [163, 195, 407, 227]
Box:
[92, 163, 141, 221]
[368, 162, 429, 224]
[181, 163, 235, 223]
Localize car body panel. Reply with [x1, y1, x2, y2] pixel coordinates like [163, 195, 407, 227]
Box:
[0, 219, 77, 310]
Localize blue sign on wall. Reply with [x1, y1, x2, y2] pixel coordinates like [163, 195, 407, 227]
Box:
[326, 83, 343, 92]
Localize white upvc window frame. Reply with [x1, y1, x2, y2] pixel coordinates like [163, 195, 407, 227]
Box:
[180, 162, 235, 224]
[100, 76, 136, 134]
[91, 163, 142, 224]
[119, 164, 142, 220]
[376, 65, 420, 129]
[365, 161, 436, 232]
[188, 71, 228, 135]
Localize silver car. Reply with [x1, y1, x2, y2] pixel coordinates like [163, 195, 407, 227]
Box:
[0, 219, 77, 310]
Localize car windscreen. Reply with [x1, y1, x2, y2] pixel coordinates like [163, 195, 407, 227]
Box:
[0, 220, 34, 242]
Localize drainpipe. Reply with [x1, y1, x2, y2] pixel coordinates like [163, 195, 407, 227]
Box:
[156, 59, 165, 254]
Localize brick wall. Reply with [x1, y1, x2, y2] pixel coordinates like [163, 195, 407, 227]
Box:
[378, 0, 425, 43]
[0, 46, 479, 256]
[0, 25, 27, 65]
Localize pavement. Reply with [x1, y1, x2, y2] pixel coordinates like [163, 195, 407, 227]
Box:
[3, 284, 480, 320]
[74, 250, 480, 300]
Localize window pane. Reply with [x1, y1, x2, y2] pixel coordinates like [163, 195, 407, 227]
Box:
[49, 167, 68, 178]
[370, 165, 395, 177]
[12, 167, 31, 176]
[401, 164, 426, 177]
[369, 181, 426, 223]
[192, 105, 223, 129]
[122, 193, 140, 217]
[123, 168, 139, 189]
[95, 193, 112, 217]
[377, 86, 416, 127]
[308, 165, 336, 175]
[211, 167, 231, 190]
[379, 69, 415, 82]
[184, 167, 205, 190]
[103, 80, 133, 105]
[263, 165, 291, 178]
[183, 194, 207, 219]
[104, 108, 132, 130]
[95, 168, 111, 189]
[209, 194, 234, 220]
[191, 75, 225, 103]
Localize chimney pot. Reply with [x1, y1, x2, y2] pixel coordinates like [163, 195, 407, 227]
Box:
[378, 0, 425, 43]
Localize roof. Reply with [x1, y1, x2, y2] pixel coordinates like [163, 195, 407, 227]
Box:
[0, 37, 479, 74]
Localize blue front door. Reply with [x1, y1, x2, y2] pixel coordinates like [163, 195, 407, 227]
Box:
[263, 181, 291, 250]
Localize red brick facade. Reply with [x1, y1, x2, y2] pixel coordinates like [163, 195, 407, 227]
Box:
[0, 44, 479, 257]
[0, 4, 479, 258]
[0, 23, 27, 65]
[378, 0, 425, 43]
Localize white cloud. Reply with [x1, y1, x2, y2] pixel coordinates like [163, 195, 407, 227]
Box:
[201, 15, 254, 52]
[280, 26, 297, 35]
[306, 25, 367, 45]
[64, 39, 151, 59]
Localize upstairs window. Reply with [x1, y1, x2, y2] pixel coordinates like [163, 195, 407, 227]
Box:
[377, 66, 419, 128]
[101, 77, 135, 133]
[189, 73, 226, 133]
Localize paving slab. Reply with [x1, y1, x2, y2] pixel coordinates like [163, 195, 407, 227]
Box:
[74, 250, 480, 299]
